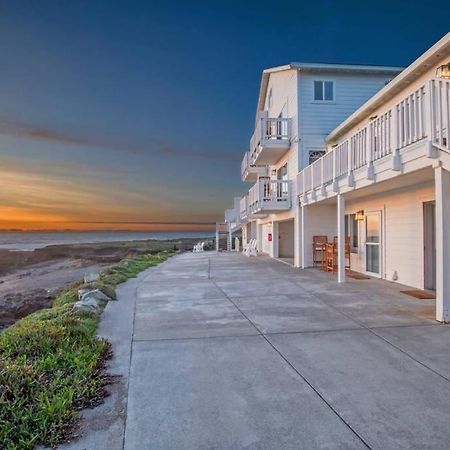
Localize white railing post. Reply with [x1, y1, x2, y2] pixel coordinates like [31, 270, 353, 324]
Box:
[425, 79, 438, 158]
[332, 147, 338, 192]
[366, 124, 374, 180]
[347, 140, 354, 187]
[392, 106, 401, 171]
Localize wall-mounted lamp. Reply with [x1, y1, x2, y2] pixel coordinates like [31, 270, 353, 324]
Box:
[436, 63, 450, 78]
[355, 210, 365, 221]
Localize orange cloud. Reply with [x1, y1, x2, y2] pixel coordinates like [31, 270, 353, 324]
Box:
[0, 157, 218, 230]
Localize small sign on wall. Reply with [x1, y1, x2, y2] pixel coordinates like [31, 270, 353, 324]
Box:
[268, 233, 272, 242]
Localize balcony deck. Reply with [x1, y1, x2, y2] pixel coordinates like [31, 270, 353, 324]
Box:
[298, 78, 450, 206]
[249, 116, 291, 166]
[241, 152, 268, 182]
[248, 179, 291, 215]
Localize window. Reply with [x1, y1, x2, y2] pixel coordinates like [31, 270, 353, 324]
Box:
[277, 163, 288, 181]
[308, 149, 326, 165]
[277, 164, 288, 197]
[268, 88, 273, 108]
[314, 81, 334, 101]
[345, 214, 359, 253]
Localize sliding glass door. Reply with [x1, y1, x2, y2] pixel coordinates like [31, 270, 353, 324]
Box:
[365, 211, 381, 276]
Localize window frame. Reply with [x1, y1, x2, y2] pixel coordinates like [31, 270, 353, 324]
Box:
[308, 149, 326, 165]
[345, 214, 359, 254]
[312, 80, 335, 103]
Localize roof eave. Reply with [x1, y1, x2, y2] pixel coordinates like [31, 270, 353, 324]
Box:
[326, 31, 450, 143]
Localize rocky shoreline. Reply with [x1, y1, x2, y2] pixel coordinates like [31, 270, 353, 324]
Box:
[0, 237, 208, 327]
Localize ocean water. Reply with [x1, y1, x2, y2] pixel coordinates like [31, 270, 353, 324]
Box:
[0, 231, 214, 251]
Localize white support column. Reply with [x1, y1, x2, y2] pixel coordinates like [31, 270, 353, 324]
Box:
[337, 194, 346, 283]
[272, 221, 279, 258]
[301, 204, 308, 269]
[435, 167, 450, 322]
[256, 223, 262, 253]
[228, 228, 232, 251]
[294, 203, 301, 268]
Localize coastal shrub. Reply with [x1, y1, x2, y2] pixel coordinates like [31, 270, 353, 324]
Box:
[0, 250, 172, 449]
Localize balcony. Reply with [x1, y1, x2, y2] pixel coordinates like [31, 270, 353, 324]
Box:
[241, 152, 268, 182]
[239, 195, 249, 222]
[249, 113, 291, 165]
[248, 179, 292, 215]
[297, 77, 450, 204]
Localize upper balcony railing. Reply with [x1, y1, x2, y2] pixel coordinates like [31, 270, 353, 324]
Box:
[240, 195, 249, 221]
[298, 78, 450, 198]
[248, 179, 291, 214]
[240, 151, 269, 182]
[249, 113, 292, 165]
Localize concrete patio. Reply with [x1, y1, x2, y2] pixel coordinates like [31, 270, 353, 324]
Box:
[67, 251, 450, 450]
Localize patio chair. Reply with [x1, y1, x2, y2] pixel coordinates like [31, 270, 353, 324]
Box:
[247, 239, 257, 257]
[325, 243, 336, 272]
[312, 235, 327, 267]
[243, 239, 253, 256]
[248, 239, 258, 257]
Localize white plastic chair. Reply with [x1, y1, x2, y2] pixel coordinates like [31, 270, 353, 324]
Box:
[248, 239, 258, 257]
[244, 239, 256, 257]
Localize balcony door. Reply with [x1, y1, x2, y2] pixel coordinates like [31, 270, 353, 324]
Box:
[423, 201, 436, 290]
[277, 164, 289, 199]
[365, 211, 382, 277]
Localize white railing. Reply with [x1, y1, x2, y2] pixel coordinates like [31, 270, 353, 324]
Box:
[241, 151, 268, 180]
[241, 152, 250, 179]
[350, 127, 367, 169]
[248, 179, 291, 213]
[297, 78, 450, 197]
[250, 115, 291, 163]
[431, 78, 450, 152]
[240, 195, 248, 220]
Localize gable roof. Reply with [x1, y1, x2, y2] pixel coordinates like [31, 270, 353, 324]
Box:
[257, 62, 404, 113]
[326, 31, 450, 143]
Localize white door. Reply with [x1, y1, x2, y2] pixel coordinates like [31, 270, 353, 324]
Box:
[365, 211, 382, 277]
[423, 201, 436, 290]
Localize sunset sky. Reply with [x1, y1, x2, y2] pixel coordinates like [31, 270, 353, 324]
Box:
[0, 1, 448, 231]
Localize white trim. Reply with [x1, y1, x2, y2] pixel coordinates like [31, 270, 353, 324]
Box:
[364, 210, 383, 278]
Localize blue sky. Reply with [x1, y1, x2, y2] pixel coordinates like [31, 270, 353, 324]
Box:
[0, 0, 448, 229]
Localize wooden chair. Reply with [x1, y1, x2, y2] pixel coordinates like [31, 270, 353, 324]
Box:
[332, 236, 351, 270]
[325, 243, 337, 272]
[312, 235, 328, 267]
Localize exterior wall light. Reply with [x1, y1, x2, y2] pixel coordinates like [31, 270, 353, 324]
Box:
[355, 210, 365, 221]
[436, 63, 450, 78]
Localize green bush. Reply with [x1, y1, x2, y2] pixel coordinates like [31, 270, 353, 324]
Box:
[0, 250, 172, 449]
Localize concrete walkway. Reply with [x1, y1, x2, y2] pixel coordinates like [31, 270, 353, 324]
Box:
[68, 252, 450, 449]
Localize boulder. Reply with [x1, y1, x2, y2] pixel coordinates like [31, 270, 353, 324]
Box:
[80, 289, 112, 308]
[73, 297, 100, 314]
[77, 281, 116, 300]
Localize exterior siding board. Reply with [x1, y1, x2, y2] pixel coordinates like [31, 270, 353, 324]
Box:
[346, 183, 434, 289]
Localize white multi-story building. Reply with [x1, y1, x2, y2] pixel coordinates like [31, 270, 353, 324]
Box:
[224, 31, 450, 322]
[228, 60, 403, 260]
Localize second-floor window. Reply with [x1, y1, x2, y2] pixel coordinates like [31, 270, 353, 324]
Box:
[314, 80, 334, 102]
[309, 149, 326, 165]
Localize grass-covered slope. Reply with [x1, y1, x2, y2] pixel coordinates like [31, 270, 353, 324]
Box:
[0, 251, 172, 449]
